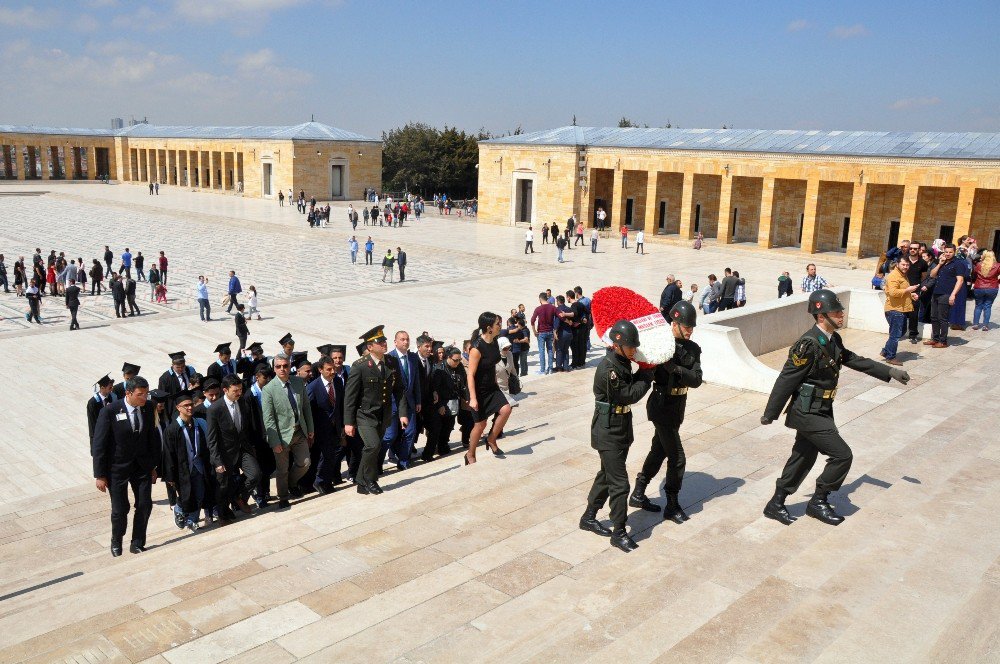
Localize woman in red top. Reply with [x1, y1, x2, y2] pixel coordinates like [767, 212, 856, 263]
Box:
[620, 224, 629, 249]
[972, 250, 999, 330]
[45, 264, 57, 295]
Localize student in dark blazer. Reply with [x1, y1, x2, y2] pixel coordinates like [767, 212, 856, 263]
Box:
[307, 356, 342, 493]
[241, 364, 275, 507]
[207, 375, 259, 521]
[87, 374, 117, 455]
[92, 376, 160, 557]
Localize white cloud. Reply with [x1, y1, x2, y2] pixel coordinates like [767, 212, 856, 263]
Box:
[110, 7, 167, 32]
[173, 0, 306, 23]
[787, 19, 810, 33]
[889, 97, 942, 111]
[0, 6, 59, 29]
[74, 14, 101, 32]
[830, 24, 869, 39]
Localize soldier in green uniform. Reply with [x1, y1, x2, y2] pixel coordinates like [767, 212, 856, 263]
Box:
[343, 325, 408, 495]
[760, 289, 910, 525]
[579, 319, 654, 552]
[629, 300, 703, 523]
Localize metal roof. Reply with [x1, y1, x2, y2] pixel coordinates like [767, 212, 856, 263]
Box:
[484, 126, 1000, 160]
[0, 122, 379, 142]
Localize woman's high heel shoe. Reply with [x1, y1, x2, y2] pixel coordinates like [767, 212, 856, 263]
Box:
[464, 453, 474, 465]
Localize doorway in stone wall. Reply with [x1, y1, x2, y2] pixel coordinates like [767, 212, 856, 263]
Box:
[840, 217, 850, 250]
[331, 165, 344, 198]
[262, 162, 273, 196]
[887, 220, 900, 251]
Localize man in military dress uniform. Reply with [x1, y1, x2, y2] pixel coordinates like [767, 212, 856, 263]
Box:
[761, 289, 910, 525]
[343, 325, 408, 495]
[579, 320, 654, 552]
[629, 301, 703, 523]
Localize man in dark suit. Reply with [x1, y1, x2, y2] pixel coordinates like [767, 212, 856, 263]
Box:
[384, 330, 422, 469]
[110, 274, 126, 318]
[207, 375, 258, 522]
[92, 376, 160, 556]
[158, 351, 197, 413]
[344, 325, 408, 494]
[307, 356, 342, 494]
[65, 278, 82, 330]
[396, 246, 407, 282]
[412, 334, 435, 457]
[207, 342, 239, 382]
[113, 362, 140, 400]
[162, 390, 212, 531]
[124, 275, 140, 316]
[241, 364, 275, 507]
[88, 374, 116, 455]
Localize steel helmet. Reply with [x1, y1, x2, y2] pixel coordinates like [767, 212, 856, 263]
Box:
[609, 319, 641, 347]
[668, 301, 698, 328]
[808, 289, 844, 315]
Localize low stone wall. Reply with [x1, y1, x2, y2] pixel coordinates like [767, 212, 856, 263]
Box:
[697, 288, 887, 393]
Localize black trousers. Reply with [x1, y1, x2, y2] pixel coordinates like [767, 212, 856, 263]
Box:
[425, 409, 455, 457]
[719, 297, 735, 311]
[525, 241, 534, 253]
[931, 293, 951, 343]
[357, 420, 387, 485]
[399, 265, 406, 281]
[127, 294, 140, 315]
[114, 298, 126, 317]
[458, 409, 475, 446]
[109, 466, 153, 547]
[136, 269, 146, 282]
[68, 305, 79, 330]
[587, 447, 630, 531]
[775, 428, 852, 495]
[344, 433, 362, 481]
[105, 261, 113, 277]
[217, 452, 261, 510]
[227, 292, 239, 312]
[904, 307, 920, 339]
[571, 327, 588, 367]
[640, 422, 686, 494]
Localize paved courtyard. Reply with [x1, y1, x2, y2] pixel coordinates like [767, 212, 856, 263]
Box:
[0, 182, 997, 662]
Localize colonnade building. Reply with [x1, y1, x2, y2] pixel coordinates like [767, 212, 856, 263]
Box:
[0, 122, 381, 201]
[478, 127, 1000, 258]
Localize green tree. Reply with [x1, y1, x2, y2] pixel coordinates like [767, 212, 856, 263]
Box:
[382, 123, 481, 198]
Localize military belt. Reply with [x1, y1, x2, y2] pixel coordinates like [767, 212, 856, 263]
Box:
[653, 385, 689, 396]
[595, 401, 631, 414]
[820, 388, 837, 400]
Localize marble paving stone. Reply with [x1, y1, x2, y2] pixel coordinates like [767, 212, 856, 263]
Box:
[102, 608, 201, 662]
[221, 641, 298, 664]
[22, 634, 130, 664]
[297, 579, 371, 617]
[162, 601, 320, 664]
[171, 561, 266, 600]
[477, 550, 571, 597]
[171, 586, 265, 634]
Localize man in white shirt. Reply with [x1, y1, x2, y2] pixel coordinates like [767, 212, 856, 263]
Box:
[636, 230, 645, 255]
[525, 227, 535, 254]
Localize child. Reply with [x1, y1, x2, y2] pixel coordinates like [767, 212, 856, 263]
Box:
[155, 283, 168, 303]
[248, 285, 261, 320]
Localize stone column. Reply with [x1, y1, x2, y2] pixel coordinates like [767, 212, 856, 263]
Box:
[756, 177, 776, 248]
[185, 150, 192, 186]
[147, 149, 154, 183]
[954, 182, 977, 239]
[898, 178, 919, 243]
[208, 150, 216, 189]
[196, 150, 203, 187]
[13, 145, 23, 180]
[611, 167, 625, 230]
[799, 177, 821, 253]
[153, 149, 161, 184]
[40, 146, 50, 180]
[678, 171, 695, 239]
[845, 183, 868, 259]
[642, 170, 659, 234]
[716, 174, 735, 244]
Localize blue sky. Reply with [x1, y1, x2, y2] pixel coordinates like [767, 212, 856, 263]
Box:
[1, 0, 997, 135]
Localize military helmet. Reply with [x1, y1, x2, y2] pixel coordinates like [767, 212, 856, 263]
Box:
[668, 300, 698, 328]
[808, 289, 844, 315]
[609, 319, 641, 347]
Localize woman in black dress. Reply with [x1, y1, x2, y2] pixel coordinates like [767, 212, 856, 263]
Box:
[465, 312, 512, 464]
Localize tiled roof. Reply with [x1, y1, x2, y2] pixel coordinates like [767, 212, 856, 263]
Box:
[0, 122, 378, 142]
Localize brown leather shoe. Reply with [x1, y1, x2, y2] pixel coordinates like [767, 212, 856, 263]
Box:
[922, 340, 936, 345]
[885, 358, 903, 365]
[932, 342, 948, 348]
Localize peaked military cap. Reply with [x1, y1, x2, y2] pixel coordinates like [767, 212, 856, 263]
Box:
[360, 325, 387, 344]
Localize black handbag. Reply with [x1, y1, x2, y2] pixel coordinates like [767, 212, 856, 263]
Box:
[508, 372, 521, 396]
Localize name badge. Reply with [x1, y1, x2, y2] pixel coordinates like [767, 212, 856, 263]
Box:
[116, 413, 128, 421]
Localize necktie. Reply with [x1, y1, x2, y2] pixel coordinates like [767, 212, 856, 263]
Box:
[231, 402, 241, 432]
[131, 407, 140, 433]
[399, 356, 408, 382]
[179, 372, 187, 389]
[327, 381, 336, 407]
[285, 381, 299, 422]
[222, 362, 230, 377]
[104, 396, 112, 406]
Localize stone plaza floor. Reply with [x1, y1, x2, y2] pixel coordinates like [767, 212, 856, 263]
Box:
[0, 182, 997, 662]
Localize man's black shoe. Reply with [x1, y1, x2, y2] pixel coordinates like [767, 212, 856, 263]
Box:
[370, 482, 384, 495]
[628, 474, 661, 513]
[111, 542, 123, 557]
[174, 511, 185, 529]
[610, 530, 639, 553]
[289, 486, 304, 498]
[763, 489, 797, 526]
[278, 499, 291, 509]
[356, 483, 372, 495]
[579, 507, 613, 537]
[806, 493, 845, 525]
[129, 543, 145, 554]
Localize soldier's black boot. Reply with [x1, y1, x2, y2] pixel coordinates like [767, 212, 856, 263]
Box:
[628, 474, 661, 512]
[806, 491, 845, 525]
[579, 506, 613, 537]
[610, 529, 638, 553]
[763, 489, 796, 525]
[663, 493, 689, 524]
